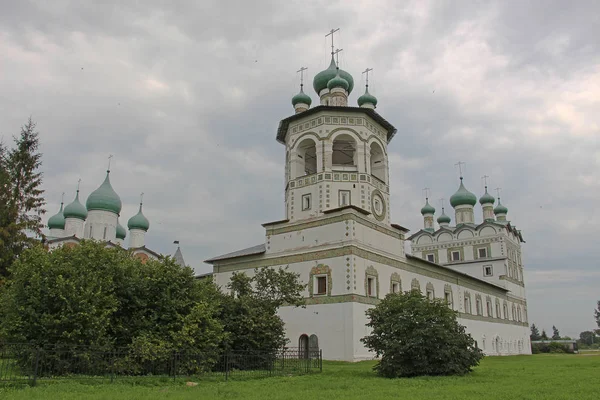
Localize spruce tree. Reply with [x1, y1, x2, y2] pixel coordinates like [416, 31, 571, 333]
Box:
[0, 118, 45, 278]
[530, 324, 541, 341]
[552, 325, 561, 340]
[540, 330, 549, 340]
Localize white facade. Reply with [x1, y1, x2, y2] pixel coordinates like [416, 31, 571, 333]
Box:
[84, 210, 118, 241]
[64, 217, 85, 238]
[208, 77, 531, 360]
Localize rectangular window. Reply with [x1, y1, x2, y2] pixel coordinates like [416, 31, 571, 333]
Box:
[391, 282, 400, 293]
[339, 190, 350, 207]
[426, 290, 434, 300]
[478, 248, 487, 258]
[464, 297, 471, 314]
[452, 251, 461, 261]
[367, 277, 374, 296]
[496, 304, 501, 318]
[316, 276, 327, 295]
[487, 302, 493, 317]
[476, 299, 482, 315]
[483, 265, 493, 277]
[103, 226, 107, 240]
[444, 292, 452, 305]
[426, 253, 435, 262]
[302, 194, 311, 211]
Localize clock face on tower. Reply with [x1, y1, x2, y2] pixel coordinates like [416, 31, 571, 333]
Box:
[371, 189, 386, 221]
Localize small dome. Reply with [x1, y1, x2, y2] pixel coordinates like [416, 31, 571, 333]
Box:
[327, 71, 349, 91]
[63, 191, 88, 220]
[48, 203, 65, 230]
[420, 199, 435, 215]
[494, 199, 508, 215]
[450, 178, 477, 208]
[86, 171, 122, 214]
[292, 87, 312, 106]
[357, 87, 378, 107]
[437, 209, 451, 224]
[313, 55, 354, 94]
[479, 187, 495, 205]
[128, 203, 150, 231]
[116, 221, 126, 240]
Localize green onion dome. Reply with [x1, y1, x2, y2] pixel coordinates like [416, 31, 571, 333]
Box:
[450, 178, 477, 208]
[48, 203, 65, 229]
[437, 208, 451, 224]
[116, 221, 126, 240]
[292, 87, 312, 106]
[479, 186, 495, 205]
[86, 171, 122, 214]
[420, 198, 435, 215]
[127, 203, 150, 231]
[63, 190, 88, 220]
[313, 55, 354, 94]
[494, 198, 508, 215]
[327, 70, 349, 91]
[357, 86, 378, 107]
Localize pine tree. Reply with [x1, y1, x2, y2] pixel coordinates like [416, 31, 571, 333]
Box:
[540, 329, 549, 340]
[0, 118, 45, 278]
[595, 301, 600, 329]
[552, 325, 561, 340]
[530, 324, 541, 341]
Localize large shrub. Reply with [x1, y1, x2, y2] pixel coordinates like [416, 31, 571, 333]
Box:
[361, 290, 483, 378]
[0, 241, 224, 374]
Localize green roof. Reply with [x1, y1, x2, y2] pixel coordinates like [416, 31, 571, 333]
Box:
[116, 221, 126, 240]
[313, 55, 354, 94]
[479, 186, 495, 205]
[86, 171, 122, 214]
[357, 87, 377, 107]
[128, 203, 150, 231]
[63, 191, 88, 220]
[450, 178, 477, 207]
[420, 199, 435, 215]
[292, 87, 312, 106]
[48, 203, 65, 229]
[494, 198, 508, 215]
[437, 208, 451, 224]
[327, 71, 349, 91]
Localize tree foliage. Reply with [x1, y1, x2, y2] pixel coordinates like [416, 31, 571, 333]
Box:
[0, 118, 45, 278]
[530, 324, 541, 341]
[219, 267, 305, 355]
[579, 331, 595, 346]
[540, 330, 549, 340]
[0, 241, 224, 371]
[552, 325, 561, 340]
[361, 290, 483, 378]
[595, 301, 600, 329]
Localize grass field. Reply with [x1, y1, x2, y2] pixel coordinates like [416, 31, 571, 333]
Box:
[1, 353, 599, 400]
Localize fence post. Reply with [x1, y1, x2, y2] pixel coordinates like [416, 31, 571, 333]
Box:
[32, 347, 41, 387]
[319, 349, 322, 372]
[224, 353, 229, 381]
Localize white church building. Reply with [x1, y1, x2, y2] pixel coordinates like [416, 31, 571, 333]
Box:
[204, 43, 531, 361]
[46, 167, 186, 265]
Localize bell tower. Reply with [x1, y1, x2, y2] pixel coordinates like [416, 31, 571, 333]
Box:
[279, 32, 394, 225]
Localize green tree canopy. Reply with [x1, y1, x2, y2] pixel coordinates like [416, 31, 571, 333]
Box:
[0, 118, 45, 278]
[361, 290, 483, 378]
[552, 326, 561, 340]
[595, 301, 600, 329]
[541, 330, 549, 340]
[530, 324, 541, 341]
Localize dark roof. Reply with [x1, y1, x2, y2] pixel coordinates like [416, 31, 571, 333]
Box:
[323, 204, 370, 216]
[406, 255, 508, 292]
[205, 243, 266, 264]
[276, 106, 397, 144]
[391, 223, 410, 233]
[173, 246, 186, 267]
[261, 219, 290, 227]
[46, 235, 80, 244]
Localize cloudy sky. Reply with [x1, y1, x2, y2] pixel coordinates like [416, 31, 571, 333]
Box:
[1, 0, 599, 337]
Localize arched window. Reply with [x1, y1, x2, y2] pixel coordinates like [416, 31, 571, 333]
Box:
[299, 334, 309, 359]
[503, 302, 509, 319]
[296, 138, 317, 177]
[332, 134, 356, 168]
[426, 282, 435, 300]
[475, 294, 483, 315]
[464, 292, 472, 314]
[411, 278, 420, 293]
[369, 142, 385, 182]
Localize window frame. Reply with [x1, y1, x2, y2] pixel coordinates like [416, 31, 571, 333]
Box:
[302, 193, 312, 211]
[452, 251, 461, 262]
[315, 275, 327, 296]
[478, 247, 487, 258]
[391, 282, 400, 294]
[338, 190, 351, 207]
[483, 265, 493, 277]
[426, 253, 435, 263]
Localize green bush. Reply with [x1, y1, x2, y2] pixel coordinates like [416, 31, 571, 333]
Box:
[361, 290, 483, 378]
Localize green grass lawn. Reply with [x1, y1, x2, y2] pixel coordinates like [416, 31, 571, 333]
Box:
[1, 354, 599, 400]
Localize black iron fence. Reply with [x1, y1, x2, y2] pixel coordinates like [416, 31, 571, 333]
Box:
[0, 343, 322, 385]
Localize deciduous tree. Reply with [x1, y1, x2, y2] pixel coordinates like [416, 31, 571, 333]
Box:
[361, 291, 483, 378]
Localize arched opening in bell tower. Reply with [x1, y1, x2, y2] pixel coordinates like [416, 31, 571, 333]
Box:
[332, 134, 356, 169]
[370, 142, 386, 183]
[296, 138, 317, 176]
